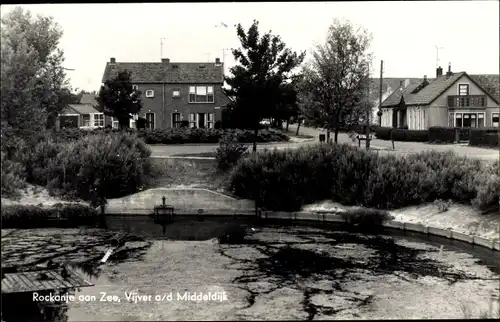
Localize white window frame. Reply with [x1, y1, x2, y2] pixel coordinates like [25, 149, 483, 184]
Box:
[145, 112, 155, 129]
[458, 83, 469, 96]
[189, 113, 196, 128]
[93, 113, 104, 128]
[492, 112, 499, 127]
[145, 89, 155, 98]
[172, 90, 180, 98]
[207, 113, 215, 129]
[188, 85, 215, 103]
[477, 112, 485, 128]
[111, 117, 119, 129]
[454, 112, 486, 128]
[82, 114, 91, 127]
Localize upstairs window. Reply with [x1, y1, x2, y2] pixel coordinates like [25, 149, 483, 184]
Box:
[172, 90, 180, 98]
[145, 90, 154, 98]
[458, 84, 469, 96]
[189, 86, 214, 103]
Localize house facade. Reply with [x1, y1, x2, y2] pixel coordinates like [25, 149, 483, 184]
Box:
[380, 65, 499, 129]
[56, 93, 110, 130]
[101, 57, 229, 129]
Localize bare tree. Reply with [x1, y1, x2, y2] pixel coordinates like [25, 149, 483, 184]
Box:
[301, 19, 373, 143]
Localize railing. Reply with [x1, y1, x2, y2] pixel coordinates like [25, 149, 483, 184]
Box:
[448, 95, 486, 108]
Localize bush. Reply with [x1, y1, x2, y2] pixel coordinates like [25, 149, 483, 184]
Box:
[1, 152, 27, 197]
[1, 203, 98, 228]
[214, 134, 249, 172]
[134, 128, 289, 145]
[28, 132, 152, 202]
[340, 208, 393, 232]
[391, 129, 429, 142]
[374, 127, 393, 140]
[469, 128, 499, 148]
[229, 144, 499, 212]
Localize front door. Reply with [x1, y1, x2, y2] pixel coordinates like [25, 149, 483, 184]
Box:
[172, 113, 181, 128]
[197, 113, 206, 128]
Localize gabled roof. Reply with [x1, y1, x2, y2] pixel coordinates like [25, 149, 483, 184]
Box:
[62, 104, 100, 115]
[381, 80, 426, 107]
[102, 61, 224, 84]
[469, 74, 500, 102]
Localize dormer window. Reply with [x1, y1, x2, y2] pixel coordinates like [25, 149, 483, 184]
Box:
[145, 90, 154, 98]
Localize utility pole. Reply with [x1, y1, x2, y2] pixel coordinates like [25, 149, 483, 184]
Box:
[160, 37, 165, 60]
[378, 60, 384, 127]
[366, 61, 370, 150]
[435, 45, 443, 69]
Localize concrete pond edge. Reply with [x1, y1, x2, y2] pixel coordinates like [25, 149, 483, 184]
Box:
[260, 210, 499, 251]
[96, 203, 499, 252]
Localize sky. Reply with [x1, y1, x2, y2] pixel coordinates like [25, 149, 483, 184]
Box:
[2, 1, 499, 92]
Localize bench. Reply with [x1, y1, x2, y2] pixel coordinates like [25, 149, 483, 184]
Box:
[356, 134, 373, 147]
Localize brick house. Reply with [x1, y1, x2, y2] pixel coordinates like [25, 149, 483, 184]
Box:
[101, 57, 230, 129]
[379, 64, 499, 129]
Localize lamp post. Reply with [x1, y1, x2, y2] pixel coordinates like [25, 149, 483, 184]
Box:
[365, 62, 371, 150]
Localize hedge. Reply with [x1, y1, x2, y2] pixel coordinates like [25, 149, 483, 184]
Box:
[428, 127, 471, 143]
[374, 127, 428, 142]
[1, 203, 98, 228]
[228, 144, 500, 212]
[469, 128, 500, 148]
[53, 127, 290, 144]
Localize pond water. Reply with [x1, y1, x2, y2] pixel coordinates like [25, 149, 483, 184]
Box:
[1, 224, 499, 321]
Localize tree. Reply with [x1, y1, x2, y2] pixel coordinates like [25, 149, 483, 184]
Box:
[96, 70, 142, 129]
[1, 7, 71, 159]
[301, 19, 373, 143]
[225, 20, 305, 152]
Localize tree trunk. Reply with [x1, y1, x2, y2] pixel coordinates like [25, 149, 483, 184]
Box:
[295, 121, 301, 136]
[326, 130, 330, 143]
[253, 126, 258, 153]
[285, 119, 290, 132]
[119, 117, 129, 130]
[334, 128, 339, 143]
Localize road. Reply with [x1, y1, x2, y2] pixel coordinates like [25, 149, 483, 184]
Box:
[148, 124, 499, 163]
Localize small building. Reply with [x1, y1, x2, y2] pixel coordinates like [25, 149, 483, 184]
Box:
[380, 64, 499, 129]
[56, 93, 109, 130]
[100, 57, 230, 129]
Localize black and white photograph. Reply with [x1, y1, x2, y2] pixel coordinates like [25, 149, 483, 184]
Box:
[1, 1, 499, 321]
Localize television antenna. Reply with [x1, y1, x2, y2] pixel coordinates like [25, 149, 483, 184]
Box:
[435, 45, 444, 69]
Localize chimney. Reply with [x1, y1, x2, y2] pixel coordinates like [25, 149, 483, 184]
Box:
[399, 81, 404, 92]
[110, 57, 116, 63]
[436, 66, 443, 78]
[446, 62, 453, 77]
[162, 58, 170, 63]
[423, 75, 427, 82]
[215, 57, 221, 65]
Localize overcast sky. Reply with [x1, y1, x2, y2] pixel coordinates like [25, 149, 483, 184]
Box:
[2, 1, 499, 92]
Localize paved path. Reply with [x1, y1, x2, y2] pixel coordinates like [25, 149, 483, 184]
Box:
[148, 124, 498, 163]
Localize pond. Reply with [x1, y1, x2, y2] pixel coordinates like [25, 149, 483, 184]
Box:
[1, 223, 499, 321]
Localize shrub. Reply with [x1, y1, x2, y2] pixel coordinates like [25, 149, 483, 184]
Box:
[229, 143, 499, 212]
[391, 129, 429, 142]
[214, 134, 249, 172]
[28, 132, 152, 202]
[340, 208, 393, 232]
[1, 152, 27, 197]
[469, 128, 499, 148]
[374, 127, 393, 140]
[1, 203, 98, 228]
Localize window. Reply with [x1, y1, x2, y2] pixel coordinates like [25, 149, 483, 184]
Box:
[189, 113, 196, 128]
[132, 85, 139, 91]
[478, 113, 485, 127]
[145, 90, 154, 98]
[455, 113, 462, 127]
[470, 113, 477, 128]
[458, 84, 469, 96]
[188, 86, 214, 103]
[172, 113, 181, 128]
[111, 117, 119, 129]
[82, 114, 90, 127]
[207, 113, 214, 129]
[493, 113, 499, 127]
[94, 113, 104, 127]
[145, 112, 155, 129]
[172, 90, 180, 98]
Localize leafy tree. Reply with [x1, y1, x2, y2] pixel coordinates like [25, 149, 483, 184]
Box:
[225, 20, 305, 152]
[96, 70, 142, 129]
[1, 6, 71, 159]
[301, 19, 373, 143]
